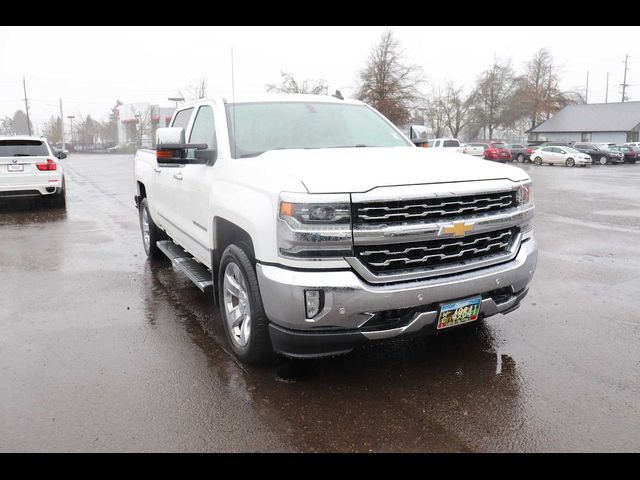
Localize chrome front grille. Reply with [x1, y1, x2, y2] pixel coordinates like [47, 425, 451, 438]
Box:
[354, 228, 518, 275]
[353, 191, 516, 225]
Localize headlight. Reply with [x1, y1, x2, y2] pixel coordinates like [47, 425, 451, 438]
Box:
[515, 181, 533, 206]
[278, 193, 353, 260]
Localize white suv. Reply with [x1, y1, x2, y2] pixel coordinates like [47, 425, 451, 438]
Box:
[0, 136, 66, 207]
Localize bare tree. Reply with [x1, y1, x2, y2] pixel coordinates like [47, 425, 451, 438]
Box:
[441, 83, 473, 138]
[266, 70, 328, 94]
[41, 115, 63, 144]
[422, 89, 447, 138]
[178, 75, 208, 102]
[355, 30, 425, 126]
[470, 57, 516, 140]
[131, 107, 153, 147]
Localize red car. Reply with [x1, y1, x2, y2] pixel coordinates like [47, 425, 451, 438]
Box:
[484, 141, 512, 162]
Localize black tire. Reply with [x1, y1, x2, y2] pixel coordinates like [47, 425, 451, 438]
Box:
[631, 160, 637, 164]
[534, 157, 543, 165]
[46, 178, 66, 208]
[566, 157, 575, 167]
[517, 153, 525, 163]
[218, 244, 273, 363]
[139, 197, 167, 260]
[599, 155, 608, 165]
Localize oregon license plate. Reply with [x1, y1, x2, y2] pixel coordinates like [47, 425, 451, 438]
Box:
[436, 296, 482, 330]
[8, 164, 24, 172]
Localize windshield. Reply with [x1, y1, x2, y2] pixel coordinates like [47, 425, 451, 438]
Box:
[0, 139, 49, 157]
[225, 102, 411, 158]
[563, 147, 581, 154]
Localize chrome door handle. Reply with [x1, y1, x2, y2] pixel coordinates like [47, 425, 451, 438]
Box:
[153, 166, 161, 173]
[173, 172, 183, 180]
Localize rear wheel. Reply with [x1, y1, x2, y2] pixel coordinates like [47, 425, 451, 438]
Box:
[534, 157, 543, 165]
[566, 157, 575, 167]
[46, 178, 66, 208]
[517, 153, 525, 163]
[599, 155, 608, 165]
[139, 197, 167, 260]
[218, 244, 273, 363]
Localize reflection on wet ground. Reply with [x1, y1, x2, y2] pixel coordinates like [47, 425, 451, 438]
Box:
[1, 155, 639, 452]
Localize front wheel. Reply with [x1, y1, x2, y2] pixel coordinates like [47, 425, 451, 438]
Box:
[599, 156, 608, 165]
[534, 157, 543, 165]
[566, 157, 575, 167]
[218, 244, 273, 363]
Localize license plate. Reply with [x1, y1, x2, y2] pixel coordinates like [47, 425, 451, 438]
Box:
[436, 296, 482, 330]
[7, 164, 24, 172]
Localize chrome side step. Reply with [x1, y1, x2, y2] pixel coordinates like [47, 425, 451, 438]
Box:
[156, 240, 213, 294]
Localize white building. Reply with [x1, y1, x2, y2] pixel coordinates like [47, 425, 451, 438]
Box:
[117, 103, 175, 148]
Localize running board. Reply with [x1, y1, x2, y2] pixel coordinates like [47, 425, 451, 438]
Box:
[156, 240, 213, 294]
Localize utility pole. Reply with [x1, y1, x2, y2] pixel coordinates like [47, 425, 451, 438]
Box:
[59, 99, 65, 148]
[621, 54, 630, 102]
[67, 115, 75, 150]
[605, 72, 609, 103]
[22, 76, 32, 135]
[585, 71, 589, 104]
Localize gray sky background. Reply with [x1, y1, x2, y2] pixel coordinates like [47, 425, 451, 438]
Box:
[1, 26, 639, 129]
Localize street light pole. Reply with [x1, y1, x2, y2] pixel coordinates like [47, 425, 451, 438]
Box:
[168, 97, 184, 109]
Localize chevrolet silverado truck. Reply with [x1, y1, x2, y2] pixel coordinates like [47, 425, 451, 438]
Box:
[134, 94, 537, 363]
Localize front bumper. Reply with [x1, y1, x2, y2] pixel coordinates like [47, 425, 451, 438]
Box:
[258, 237, 537, 357]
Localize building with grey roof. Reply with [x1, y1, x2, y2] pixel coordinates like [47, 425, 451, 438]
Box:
[529, 101, 640, 144]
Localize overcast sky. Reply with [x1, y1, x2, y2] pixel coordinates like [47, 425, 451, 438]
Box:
[1, 26, 639, 129]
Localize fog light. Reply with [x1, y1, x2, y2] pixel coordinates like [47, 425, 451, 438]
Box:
[305, 290, 323, 319]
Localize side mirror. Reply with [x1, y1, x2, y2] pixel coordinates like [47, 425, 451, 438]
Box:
[156, 143, 209, 164]
[157, 127, 185, 145]
[55, 151, 67, 159]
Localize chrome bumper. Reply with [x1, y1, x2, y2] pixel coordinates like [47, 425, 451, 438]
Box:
[257, 237, 537, 337]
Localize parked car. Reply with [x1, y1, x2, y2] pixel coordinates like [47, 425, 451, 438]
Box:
[134, 94, 537, 363]
[609, 145, 638, 163]
[571, 142, 625, 165]
[427, 138, 462, 150]
[531, 146, 592, 167]
[506, 144, 530, 163]
[0, 135, 66, 207]
[623, 142, 640, 149]
[484, 141, 512, 162]
[460, 143, 486, 157]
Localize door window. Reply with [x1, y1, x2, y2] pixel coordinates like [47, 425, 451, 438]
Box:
[171, 108, 194, 130]
[187, 105, 216, 160]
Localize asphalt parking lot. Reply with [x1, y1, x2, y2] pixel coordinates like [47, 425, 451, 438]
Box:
[1, 154, 639, 452]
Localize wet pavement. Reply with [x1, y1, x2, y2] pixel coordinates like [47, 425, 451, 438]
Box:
[1, 154, 639, 452]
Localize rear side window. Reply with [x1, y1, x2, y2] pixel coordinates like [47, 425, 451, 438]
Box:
[171, 108, 194, 130]
[443, 140, 459, 147]
[0, 139, 49, 156]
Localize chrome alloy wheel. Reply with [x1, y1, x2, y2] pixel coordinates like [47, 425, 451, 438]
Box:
[223, 262, 251, 347]
[141, 207, 151, 253]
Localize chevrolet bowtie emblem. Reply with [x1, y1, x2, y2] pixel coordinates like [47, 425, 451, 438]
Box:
[442, 221, 474, 237]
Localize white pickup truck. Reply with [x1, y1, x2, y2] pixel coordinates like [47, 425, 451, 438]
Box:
[134, 94, 537, 363]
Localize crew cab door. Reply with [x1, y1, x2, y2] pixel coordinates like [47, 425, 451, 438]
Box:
[172, 103, 218, 266]
[153, 107, 195, 233]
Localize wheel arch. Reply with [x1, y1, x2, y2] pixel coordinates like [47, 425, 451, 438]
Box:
[211, 217, 256, 305]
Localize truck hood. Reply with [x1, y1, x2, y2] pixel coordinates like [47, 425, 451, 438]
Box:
[250, 147, 529, 193]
